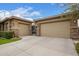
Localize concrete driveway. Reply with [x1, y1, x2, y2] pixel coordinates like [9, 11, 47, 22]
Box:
[0, 36, 77, 56]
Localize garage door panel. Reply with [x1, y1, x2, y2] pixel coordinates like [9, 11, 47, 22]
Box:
[41, 21, 70, 38]
[19, 24, 29, 36]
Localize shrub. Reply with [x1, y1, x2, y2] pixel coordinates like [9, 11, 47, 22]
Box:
[75, 42, 79, 55]
[0, 31, 14, 39]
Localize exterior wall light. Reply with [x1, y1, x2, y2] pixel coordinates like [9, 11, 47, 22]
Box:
[77, 19, 79, 27]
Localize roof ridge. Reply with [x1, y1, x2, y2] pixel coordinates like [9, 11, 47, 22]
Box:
[0, 16, 33, 23]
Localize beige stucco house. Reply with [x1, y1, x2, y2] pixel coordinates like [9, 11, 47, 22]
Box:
[35, 13, 79, 39]
[0, 13, 79, 39]
[0, 16, 33, 37]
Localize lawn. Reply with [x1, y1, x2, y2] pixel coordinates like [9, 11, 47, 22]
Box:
[0, 38, 20, 45]
[75, 42, 79, 55]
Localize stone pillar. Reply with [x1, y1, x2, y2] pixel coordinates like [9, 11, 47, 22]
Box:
[70, 19, 79, 40]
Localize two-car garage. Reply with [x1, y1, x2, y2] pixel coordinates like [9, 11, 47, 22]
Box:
[36, 15, 71, 39]
[40, 21, 70, 38]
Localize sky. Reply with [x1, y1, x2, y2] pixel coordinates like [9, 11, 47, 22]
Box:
[0, 3, 69, 21]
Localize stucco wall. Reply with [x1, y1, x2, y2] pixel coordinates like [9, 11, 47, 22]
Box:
[0, 18, 32, 37]
[11, 19, 32, 36]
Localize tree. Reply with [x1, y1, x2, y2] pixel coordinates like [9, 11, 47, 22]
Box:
[66, 3, 79, 27]
[65, 4, 79, 19]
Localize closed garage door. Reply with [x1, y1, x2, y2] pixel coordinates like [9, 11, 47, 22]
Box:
[40, 21, 70, 38]
[19, 23, 30, 36]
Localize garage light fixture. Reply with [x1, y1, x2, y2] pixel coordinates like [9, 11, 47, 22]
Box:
[77, 19, 79, 27]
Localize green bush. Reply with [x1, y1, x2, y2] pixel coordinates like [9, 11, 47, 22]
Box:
[0, 31, 14, 39]
[75, 42, 79, 55]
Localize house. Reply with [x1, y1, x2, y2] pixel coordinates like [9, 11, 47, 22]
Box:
[0, 13, 79, 39]
[35, 13, 79, 39]
[0, 16, 33, 37]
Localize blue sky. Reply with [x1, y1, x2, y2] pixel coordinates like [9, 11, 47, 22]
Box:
[0, 3, 69, 21]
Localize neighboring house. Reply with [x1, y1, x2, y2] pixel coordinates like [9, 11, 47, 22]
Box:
[35, 13, 79, 39]
[0, 16, 33, 37]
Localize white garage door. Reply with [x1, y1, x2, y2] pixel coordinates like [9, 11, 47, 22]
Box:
[40, 21, 70, 38]
[19, 24, 29, 36]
